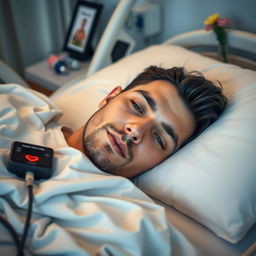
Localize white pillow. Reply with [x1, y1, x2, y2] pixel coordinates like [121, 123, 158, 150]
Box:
[51, 45, 256, 243]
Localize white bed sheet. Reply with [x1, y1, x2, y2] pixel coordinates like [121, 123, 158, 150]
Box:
[154, 198, 256, 256]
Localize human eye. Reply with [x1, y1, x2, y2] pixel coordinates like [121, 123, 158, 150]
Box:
[154, 132, 165, 150]
[131, 100, 144, 115]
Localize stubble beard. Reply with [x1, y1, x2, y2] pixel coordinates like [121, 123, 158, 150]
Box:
[83, 116, 133, 174]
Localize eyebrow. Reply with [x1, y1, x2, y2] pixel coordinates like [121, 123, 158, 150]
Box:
[136, 89, 156, 111]
[161, 122, 178, 150]
[135, 89, 179, 149]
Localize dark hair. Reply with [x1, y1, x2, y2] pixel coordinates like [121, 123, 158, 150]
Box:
[124, 66, 227, 145]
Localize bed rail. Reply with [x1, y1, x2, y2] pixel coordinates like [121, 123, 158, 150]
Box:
[163, 29, 256, 71]
[163, 29, 256, 54]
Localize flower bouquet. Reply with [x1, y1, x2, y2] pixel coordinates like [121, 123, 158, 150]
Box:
[204, 13, 230, 63]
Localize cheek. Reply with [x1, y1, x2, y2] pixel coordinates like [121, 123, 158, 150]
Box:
[104, 103, 129, 122]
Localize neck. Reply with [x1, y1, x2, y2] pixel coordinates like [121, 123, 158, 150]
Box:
[62, 126, 84, 153]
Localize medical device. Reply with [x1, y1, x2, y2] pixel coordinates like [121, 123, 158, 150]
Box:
[7, 141, 54, 180]
[0, 141, 54, 255]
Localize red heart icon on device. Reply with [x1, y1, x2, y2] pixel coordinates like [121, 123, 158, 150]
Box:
[25, 154, 39, 162]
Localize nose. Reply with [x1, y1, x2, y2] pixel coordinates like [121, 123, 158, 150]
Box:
[124, 119, 152, 144]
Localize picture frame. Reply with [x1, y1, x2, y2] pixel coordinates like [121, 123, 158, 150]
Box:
[63, 0, 103, 61]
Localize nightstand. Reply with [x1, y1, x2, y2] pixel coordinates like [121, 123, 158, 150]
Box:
[25, 58, 91, 96]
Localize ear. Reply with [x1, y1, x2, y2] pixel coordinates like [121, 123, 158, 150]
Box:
[98, 86, 122, 108]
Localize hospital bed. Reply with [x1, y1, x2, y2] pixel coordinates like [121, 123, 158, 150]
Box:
[49, 28, 256, 256]
[0, 1, 256, 254]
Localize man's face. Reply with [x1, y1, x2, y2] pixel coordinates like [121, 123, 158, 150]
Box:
[82, 80, 195, 178]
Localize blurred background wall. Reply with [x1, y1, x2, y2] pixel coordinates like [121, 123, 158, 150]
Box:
[0, 0, 254, 79]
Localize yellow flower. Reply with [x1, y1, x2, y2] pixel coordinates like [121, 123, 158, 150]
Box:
[204, 13, 220, 25]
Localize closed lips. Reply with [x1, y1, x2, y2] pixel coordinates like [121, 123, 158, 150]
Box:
[107, 131, 126, 158]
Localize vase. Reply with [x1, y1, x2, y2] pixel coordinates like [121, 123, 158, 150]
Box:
[218, 43, 228, 63]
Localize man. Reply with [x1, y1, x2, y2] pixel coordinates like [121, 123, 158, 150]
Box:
[64, 66, 227, 178]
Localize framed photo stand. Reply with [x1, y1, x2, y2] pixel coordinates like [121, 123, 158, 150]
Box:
[63, 0, 103, 61]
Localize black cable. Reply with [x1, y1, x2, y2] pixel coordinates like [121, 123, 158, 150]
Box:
[0, 172, 34, 255]
[17, 172, 34, 256]
[0, 214, 21, 250]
